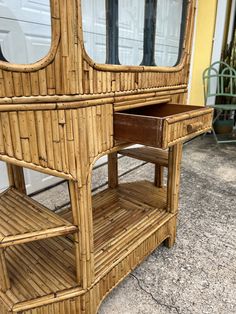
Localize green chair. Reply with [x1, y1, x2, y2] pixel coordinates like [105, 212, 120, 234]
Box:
[203, 61, 236, 144]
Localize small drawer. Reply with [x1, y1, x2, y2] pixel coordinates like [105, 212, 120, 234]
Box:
[114, 104, 213, 149]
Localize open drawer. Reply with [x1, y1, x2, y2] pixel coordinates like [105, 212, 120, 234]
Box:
[114, 104, 213, 149]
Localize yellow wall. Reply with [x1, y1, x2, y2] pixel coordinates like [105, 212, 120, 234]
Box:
[189, 0, 218, 106]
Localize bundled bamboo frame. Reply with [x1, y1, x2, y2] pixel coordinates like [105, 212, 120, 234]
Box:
[0, 1, 206, 313]
[0, 0, 195, 101]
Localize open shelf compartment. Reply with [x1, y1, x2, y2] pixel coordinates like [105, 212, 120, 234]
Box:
[0, 188, 77, 248]
[1, 236, 78, 312]
[0, 181, 172, 312]
[62, 180, 170, 277]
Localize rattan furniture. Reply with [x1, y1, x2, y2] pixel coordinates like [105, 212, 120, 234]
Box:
[203, 61, 236, 144]
[0, 1, 213, 313]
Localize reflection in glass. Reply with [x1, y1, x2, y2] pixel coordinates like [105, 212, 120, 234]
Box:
[155, 0, 184, 66]
[141, 0, 157, 66]
[106, 0, 119, 64]
[118, 0, 145, 65]
[81, 0, 187, 67]
[81, 0, 106, 64]
[0, 0, 51, 64]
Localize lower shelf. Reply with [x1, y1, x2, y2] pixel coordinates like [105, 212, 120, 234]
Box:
[93, 181, 168, 277]
[1, 181, 172, 312]
[1, 237, 78, 310]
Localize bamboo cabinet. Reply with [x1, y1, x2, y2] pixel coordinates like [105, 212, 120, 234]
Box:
[0, 1, 213, 313]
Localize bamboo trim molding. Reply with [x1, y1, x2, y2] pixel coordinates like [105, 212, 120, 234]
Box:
[0, 85, 188, 105]
[0, 155, 74, 180]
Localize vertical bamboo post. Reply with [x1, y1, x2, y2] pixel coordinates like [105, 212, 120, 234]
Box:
[108, 152, 118, 188]
[68, 180, 82, 287]
[7, 164, 26, 194]
[69, 179, 94, 290]
[167, 143, 183, 213]
[0, 249, 10, 292]
[78, 183, 94, 289]
[154, 165, 164, 188]
[165, 143, 183, 248]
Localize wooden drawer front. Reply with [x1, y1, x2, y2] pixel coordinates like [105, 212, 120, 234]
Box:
[114, 104, 213, 149]
[163, 111, 213, 148]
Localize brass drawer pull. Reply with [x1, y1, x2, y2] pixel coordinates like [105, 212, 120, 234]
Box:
[187, 122, 203, 133]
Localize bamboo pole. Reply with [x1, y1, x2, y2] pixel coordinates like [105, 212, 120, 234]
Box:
[154, 165, 164, 188]
[6, 164, 26, 194]
[0, 155, 73, 180]
[167, 143, 183, 213]
[0, 249, 10, 292]
[108, 153, 118, 188]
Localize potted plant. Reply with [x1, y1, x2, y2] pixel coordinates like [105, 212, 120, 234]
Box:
[213, 111, 235, 134]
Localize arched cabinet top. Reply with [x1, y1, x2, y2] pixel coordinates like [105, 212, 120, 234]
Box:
[0, 0, 196, 101]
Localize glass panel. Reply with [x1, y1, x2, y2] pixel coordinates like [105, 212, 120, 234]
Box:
[0, 161, 8, 192]
[81, 0, 106, 64]
[155, 0, 184, 66]
[0, 0, 51, 64]
[118, 0, 145, 65]
[81, 0, 186, 67]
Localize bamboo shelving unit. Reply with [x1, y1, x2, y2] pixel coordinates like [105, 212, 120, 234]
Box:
[0, 1, 213, 313]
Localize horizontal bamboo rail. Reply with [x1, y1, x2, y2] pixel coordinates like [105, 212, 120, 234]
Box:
[0, 85, 188, 105]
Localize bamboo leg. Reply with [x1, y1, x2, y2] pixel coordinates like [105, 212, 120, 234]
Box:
[0, 249, 10, 292]
[154, 165, 164, 187]
[165, 143, 183, 248]
[6, 164, 26, 194]
[69, 180, 94, 289]
[108, 152, 118, 188]
[164, 216, 177, 248]
[167, 143, 183, 213]
[68, 181, 82, 287]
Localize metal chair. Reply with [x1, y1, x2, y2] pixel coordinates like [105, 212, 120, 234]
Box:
[203, 61, 236, 144]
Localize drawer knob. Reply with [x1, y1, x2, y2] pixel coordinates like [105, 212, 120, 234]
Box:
[187, 122, 203, 133]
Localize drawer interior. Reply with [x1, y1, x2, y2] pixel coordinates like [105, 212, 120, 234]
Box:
[114, 103, 213, 149]
[120, 103, 203, 118]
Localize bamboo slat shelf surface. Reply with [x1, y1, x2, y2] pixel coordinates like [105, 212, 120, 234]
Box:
[93, 181, 168, 278]
[64, 181, 169, 278]
[1, 237, 78, 311]
[0, 188, 77, 248]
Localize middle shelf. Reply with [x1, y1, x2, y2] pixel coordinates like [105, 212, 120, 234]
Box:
[0, 187, 78, 248]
